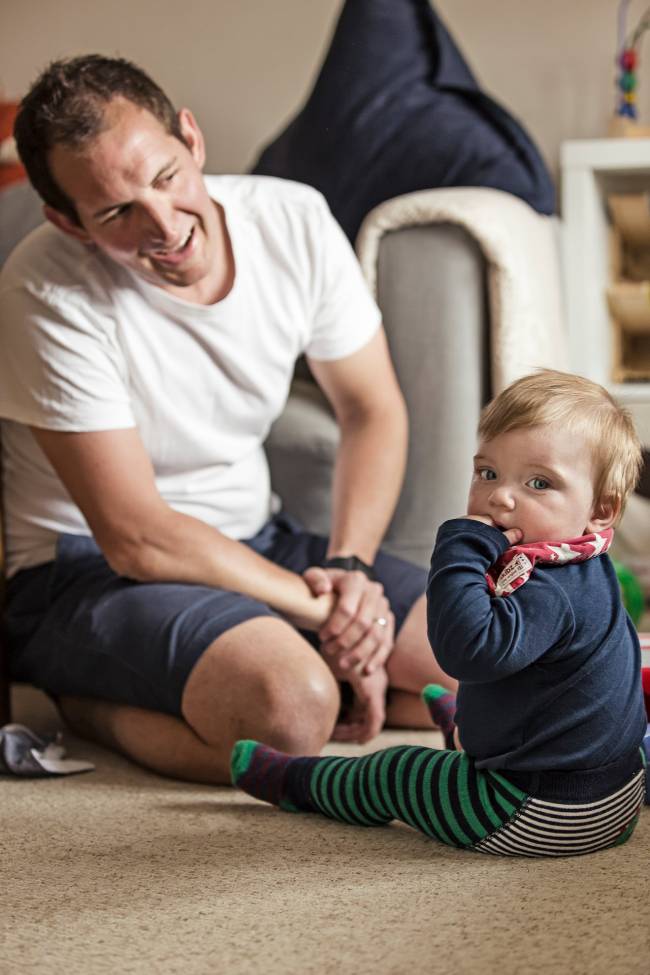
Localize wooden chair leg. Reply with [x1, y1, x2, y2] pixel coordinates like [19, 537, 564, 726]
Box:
[0, 629, 11, 725]
[1, 430, 11, 725]
[0, 646, 11, 728]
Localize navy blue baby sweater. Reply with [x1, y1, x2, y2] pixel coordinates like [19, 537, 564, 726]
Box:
[427, 519, 646, 773]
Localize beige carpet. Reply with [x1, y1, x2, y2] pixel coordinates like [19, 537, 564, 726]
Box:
[2, 685, 649, 975]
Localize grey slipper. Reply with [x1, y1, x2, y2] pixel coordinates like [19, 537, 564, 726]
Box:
[0, 723, 95, 777]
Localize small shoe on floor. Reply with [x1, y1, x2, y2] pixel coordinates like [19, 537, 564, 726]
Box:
[0, 723, 95, 777]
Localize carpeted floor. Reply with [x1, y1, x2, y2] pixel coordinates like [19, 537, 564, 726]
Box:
[2, 684, 649, 975]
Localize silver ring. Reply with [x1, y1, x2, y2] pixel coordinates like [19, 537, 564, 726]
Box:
[374, 616, 388, 627]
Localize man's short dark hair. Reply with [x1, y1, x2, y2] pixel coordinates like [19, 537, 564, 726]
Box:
[14, 54, 185, 224]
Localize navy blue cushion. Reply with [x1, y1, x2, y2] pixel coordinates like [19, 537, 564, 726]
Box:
[252, 0, 555, 241]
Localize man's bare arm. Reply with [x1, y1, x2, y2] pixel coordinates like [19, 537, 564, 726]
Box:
[304, 327, 408, 675]
[30, 425, 333, 630]
[308, 327, 408, 564]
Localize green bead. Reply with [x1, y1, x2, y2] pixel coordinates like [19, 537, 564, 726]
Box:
[613, 560, 645, 626]
[621, 71, 637, 92]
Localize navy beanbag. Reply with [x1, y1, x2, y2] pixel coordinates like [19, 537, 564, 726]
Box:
[252, 0, 555, 241]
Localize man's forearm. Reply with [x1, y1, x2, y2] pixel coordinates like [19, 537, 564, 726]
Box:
[104, 506, 333, 630]
[29, 425, 333, 630]
[326, 399, 408, 564]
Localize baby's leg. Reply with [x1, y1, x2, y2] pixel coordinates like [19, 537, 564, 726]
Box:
[231, 740, 524, 847]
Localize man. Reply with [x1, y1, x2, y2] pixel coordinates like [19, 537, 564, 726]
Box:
[0, 56, 452, 784]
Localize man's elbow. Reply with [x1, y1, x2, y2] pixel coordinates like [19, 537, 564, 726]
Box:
[365, 386, 409, 445]
[99, 531, 162, 581]
[394, 392, 409, 445]
[384, 384, 408, 433]
[343, 374, 407, 427]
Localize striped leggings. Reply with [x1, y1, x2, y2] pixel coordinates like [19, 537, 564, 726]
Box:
[290, 746, 646, 858]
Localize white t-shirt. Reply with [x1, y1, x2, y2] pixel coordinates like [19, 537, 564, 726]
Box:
[0, 175, 381, 576]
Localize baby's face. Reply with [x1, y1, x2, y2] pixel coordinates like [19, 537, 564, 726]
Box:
[467, 424, 600, 543]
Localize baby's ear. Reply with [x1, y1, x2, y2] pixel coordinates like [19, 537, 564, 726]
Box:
[586, 495, 621, 533]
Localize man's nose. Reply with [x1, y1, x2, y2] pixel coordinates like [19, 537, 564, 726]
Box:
[139, 200, 177, 246]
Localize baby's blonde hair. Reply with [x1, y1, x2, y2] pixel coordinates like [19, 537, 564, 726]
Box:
[478, 370, 642, 515]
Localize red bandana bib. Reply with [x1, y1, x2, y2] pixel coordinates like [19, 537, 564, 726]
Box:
[486, 528, 614, 598]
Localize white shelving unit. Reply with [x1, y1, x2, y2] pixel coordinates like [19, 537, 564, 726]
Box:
[561, 138, 650, 439]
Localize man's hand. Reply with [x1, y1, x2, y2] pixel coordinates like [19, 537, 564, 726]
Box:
[329, 664, 389, 744]
[465, 514, 522, 547]
[302, 566, 395, 674]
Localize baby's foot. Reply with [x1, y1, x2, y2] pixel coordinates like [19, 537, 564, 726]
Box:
[421, 684, 458, 750]
[231, 740, 318, 812]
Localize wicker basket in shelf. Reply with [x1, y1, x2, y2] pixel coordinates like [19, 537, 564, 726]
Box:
[607, 194, 650, 382]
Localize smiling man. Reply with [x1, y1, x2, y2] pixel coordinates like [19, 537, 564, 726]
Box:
[45, 97, 232, 304]
[0, 55, 453, 783]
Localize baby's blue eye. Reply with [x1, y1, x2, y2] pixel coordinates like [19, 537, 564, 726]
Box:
[528, 477, 550, 490]
[479, 469, 497, 481]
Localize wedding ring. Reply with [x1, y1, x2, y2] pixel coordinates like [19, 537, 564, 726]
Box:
[374, 616, 388, 627]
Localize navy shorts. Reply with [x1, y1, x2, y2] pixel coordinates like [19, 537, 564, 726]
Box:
[6, 514, 427, 716]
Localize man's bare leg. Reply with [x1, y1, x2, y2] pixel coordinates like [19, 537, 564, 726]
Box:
[59, 616, 340, 784]
[385, 593, 457, 729]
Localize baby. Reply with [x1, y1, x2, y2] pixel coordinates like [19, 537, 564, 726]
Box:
[232, 370, 648, 857]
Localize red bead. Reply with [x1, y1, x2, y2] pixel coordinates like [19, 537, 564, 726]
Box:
[621, 48, 637, 70]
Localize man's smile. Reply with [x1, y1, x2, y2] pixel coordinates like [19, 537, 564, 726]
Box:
[147, 225, 197, 265]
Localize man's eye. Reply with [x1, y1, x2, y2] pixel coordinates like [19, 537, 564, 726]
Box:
[528, 477, 550, 490]
[479, 469, 497, 481]
[103, 204, 130, 223]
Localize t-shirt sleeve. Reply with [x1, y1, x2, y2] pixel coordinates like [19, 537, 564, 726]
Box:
[0, 281, 135, 432]
[303, 193, 381, 361]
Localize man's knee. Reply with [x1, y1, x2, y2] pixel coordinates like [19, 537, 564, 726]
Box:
[181, 617, 340, 754]
[254, 654, 340, 754]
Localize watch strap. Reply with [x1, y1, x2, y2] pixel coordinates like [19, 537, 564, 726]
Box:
[321, 555, 377, 580]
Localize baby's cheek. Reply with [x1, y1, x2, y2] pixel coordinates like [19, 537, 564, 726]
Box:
[466, 486, 482, 514]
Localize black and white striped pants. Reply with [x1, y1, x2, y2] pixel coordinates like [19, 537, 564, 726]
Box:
[474, 765, 645, 857]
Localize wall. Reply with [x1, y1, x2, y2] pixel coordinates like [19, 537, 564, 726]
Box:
[2, 1, 649, 184]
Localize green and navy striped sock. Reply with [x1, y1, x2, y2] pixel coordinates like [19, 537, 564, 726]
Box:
[231, 739, 526, 848]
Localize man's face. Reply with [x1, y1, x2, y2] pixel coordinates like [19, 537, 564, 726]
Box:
[46, 98, 225, 304]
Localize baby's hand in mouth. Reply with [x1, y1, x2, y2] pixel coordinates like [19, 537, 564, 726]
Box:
[465, 514, 497, 528]
[501, 526, 523, 545]
[466, 514, 522, 545]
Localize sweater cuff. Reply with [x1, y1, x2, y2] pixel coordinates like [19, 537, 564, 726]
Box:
[436, 517, 511, 558]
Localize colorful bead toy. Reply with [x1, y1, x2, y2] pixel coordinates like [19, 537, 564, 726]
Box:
[616, 2, 650, 120]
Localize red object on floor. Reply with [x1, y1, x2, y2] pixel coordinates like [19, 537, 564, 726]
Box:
[642, 668, 650, 721]
[640, 633, 650, 720]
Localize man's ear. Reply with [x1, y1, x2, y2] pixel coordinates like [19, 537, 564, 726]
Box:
[44, 205, 93, 245]
[586, 495, 621, 533]
[177, 108, 206, 169]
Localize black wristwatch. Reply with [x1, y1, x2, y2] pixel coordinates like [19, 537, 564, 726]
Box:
[321, 555, 377, 580]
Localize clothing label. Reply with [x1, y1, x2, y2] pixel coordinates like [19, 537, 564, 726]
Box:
[494, 552, 533, 596]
